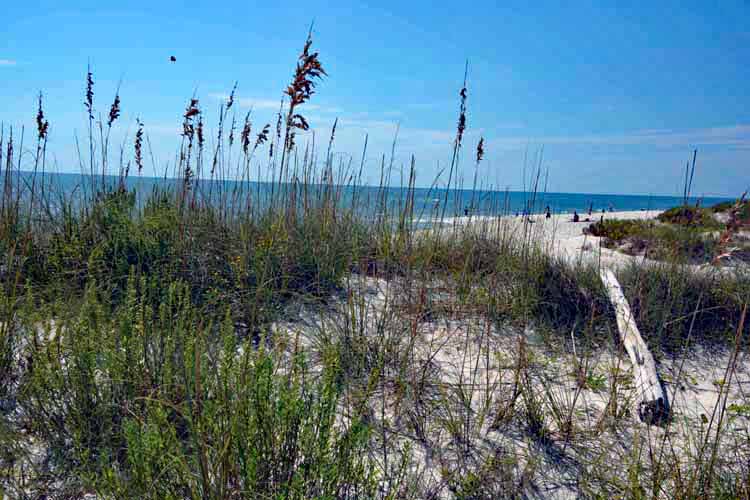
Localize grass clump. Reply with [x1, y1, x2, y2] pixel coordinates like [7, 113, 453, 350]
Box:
[619, 261, 750, 351]
[17, 277, 375, 498]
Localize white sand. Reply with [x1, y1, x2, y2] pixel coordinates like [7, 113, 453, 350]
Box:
[438, 210, 664, 270]
[271, 274, 750, 498]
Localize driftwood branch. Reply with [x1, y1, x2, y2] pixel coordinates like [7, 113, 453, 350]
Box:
[600, 269, 669, 425]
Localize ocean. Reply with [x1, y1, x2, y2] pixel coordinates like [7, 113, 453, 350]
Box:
[10, 170, 735, 223]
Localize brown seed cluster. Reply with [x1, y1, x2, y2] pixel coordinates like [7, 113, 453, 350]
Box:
[476, 137, 484, 163]
[285, 34, 327, 109]
[107, 93, 121, 128]
[197, 116, 205, 151]
[134, 120, 144, 174]
[283, 32, 327, 152]
[457, 85, 467, 146]
[85, 67, 94, 120]
[255, 124, 270, 151]
[36, 92, 49, 140]
[183, 99, 200, 137]
[241, 111, 252, 155]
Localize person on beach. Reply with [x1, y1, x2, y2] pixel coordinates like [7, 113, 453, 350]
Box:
[573, 210, 580, 222]
[545, 205, 551, 219]
[588, 202, 593, 216]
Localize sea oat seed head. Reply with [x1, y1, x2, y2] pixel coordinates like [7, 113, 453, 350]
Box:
[476, 137, 484, 163]
[85, 66, 94, 119]
[36, 92, 49, 140]
[107, 93, 121, 128]
[134, 120, 144, 174]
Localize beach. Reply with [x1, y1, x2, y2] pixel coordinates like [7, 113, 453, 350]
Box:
[437, 209, 664, 269]
[2, 7, 747, 495]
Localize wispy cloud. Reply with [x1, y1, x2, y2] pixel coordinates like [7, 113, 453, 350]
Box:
[0, 59, 17, 66]
[489, 125, 750, 151]
[321, 119, 748, 153]
[208, 93, 342, 114]
[208, 93, 281, 110]
[138, 123, 183, 137]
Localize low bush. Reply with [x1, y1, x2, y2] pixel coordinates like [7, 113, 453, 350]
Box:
[658, 205, 722, 229]
[17, 276, 376, 498]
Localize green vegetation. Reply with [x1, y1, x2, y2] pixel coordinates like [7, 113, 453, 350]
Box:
[657, 205, 723, 228]
[588, 217, 719, 264]
[589, 199, 750, 267]
[711, 200, 750, 220]
[0, 32, 748, 499]
[17, 279, 376, 498]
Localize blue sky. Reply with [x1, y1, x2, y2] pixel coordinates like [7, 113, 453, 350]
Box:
[1, 1, 748, 196]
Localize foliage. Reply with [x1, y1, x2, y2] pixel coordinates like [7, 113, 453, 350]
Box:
[657, 205, 722, 229]
[16, 277, 375, 498]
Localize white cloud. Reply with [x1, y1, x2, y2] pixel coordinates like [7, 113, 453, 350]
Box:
[208, 93, 343, 114]
[141, 123, 182, 136]
[306, 115, 455, 150]
[209, 93, 281, 110]
[0, 59, 17, 66]
[488, 125, 750, 151]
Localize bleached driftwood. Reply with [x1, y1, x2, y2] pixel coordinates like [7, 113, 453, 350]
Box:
[600, 269, 669, 425]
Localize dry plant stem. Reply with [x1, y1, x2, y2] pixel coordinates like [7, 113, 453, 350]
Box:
[696, 304, 747, 492]
[439, 61, 468, 226]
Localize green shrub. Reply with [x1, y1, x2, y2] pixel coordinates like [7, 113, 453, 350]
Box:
[588, 217, 718, 264]
[657, 205, 722, 229]
[587, 219, 653, 242]
[19, 275, 377, 498]
[711, 199, 750, 221]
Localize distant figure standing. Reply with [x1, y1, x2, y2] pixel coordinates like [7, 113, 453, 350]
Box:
[545, 205, 551, 219]
[588, 202, 593, 216]
[464, 206, 469, 216]
[573, 210, 580, 222]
